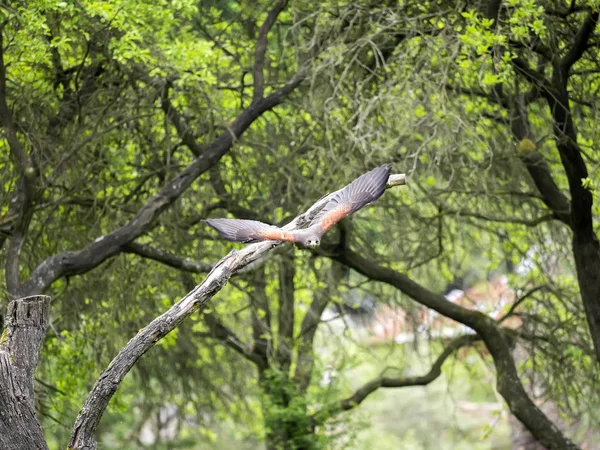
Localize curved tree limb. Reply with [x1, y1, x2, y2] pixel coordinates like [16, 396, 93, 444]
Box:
[517, 144, 572, 226]
[123, 242, 213, 274]
[538, 8, 600, 361]
[506, 94, 572, 228]
[68, 242, 280, 450]
[10, 0, 304, 300]
[502, 77, 600, 361]
[559, 11, 599, 82]
[326, 247, 580, 450]
[67, 171, 407, 450]
[312, 334, 477, 423]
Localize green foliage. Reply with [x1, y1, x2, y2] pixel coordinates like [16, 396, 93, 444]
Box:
[1, 0, 599, 448]
[347, 348, 510, 450]
[261, 369, 325, 450]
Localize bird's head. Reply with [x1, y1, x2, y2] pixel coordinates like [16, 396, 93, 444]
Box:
[301, 236, 320, 248]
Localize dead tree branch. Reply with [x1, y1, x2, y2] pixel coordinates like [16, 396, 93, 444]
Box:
[67, 171, 407, 450]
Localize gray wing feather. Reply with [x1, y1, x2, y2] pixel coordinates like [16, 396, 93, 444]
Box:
[311, 164, 391, 226]
[204, 219, 281, 243]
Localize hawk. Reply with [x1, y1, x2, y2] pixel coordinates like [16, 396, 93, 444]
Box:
[204, 164, 392, 248]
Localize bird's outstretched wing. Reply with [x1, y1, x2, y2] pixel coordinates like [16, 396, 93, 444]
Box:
[204, 219, 295, 243]
[311, 164, 391, 233]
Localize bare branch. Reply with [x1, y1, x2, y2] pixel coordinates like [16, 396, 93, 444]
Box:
[530, 9, 600, 360]
[313, 334, 476, 421]
[68, 172, 407, 450]
[559, 11, 599, 82]
[386, 173, 406, 188]
[498, 285, 548, 323]
[69, 244, 277, 450]
[253, 0, 289, 102]
[180, 271, 261, 367]
[123, 242, 213, 274]
[18, 66, 307, 297]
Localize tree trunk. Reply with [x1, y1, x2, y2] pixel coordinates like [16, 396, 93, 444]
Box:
[0, 295, 50, 450]
[572, 233, 600, 361]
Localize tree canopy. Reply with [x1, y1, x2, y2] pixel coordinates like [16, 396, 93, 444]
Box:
[1, 1, 599, 449]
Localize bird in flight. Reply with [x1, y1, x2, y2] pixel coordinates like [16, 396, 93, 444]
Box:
[204, 164, 392, 248]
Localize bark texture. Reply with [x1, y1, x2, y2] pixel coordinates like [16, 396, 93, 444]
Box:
[0, 295, 50, 450]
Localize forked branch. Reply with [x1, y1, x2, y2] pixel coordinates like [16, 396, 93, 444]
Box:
[329, 247, 580, 450]
[559, 11, 599, 81]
